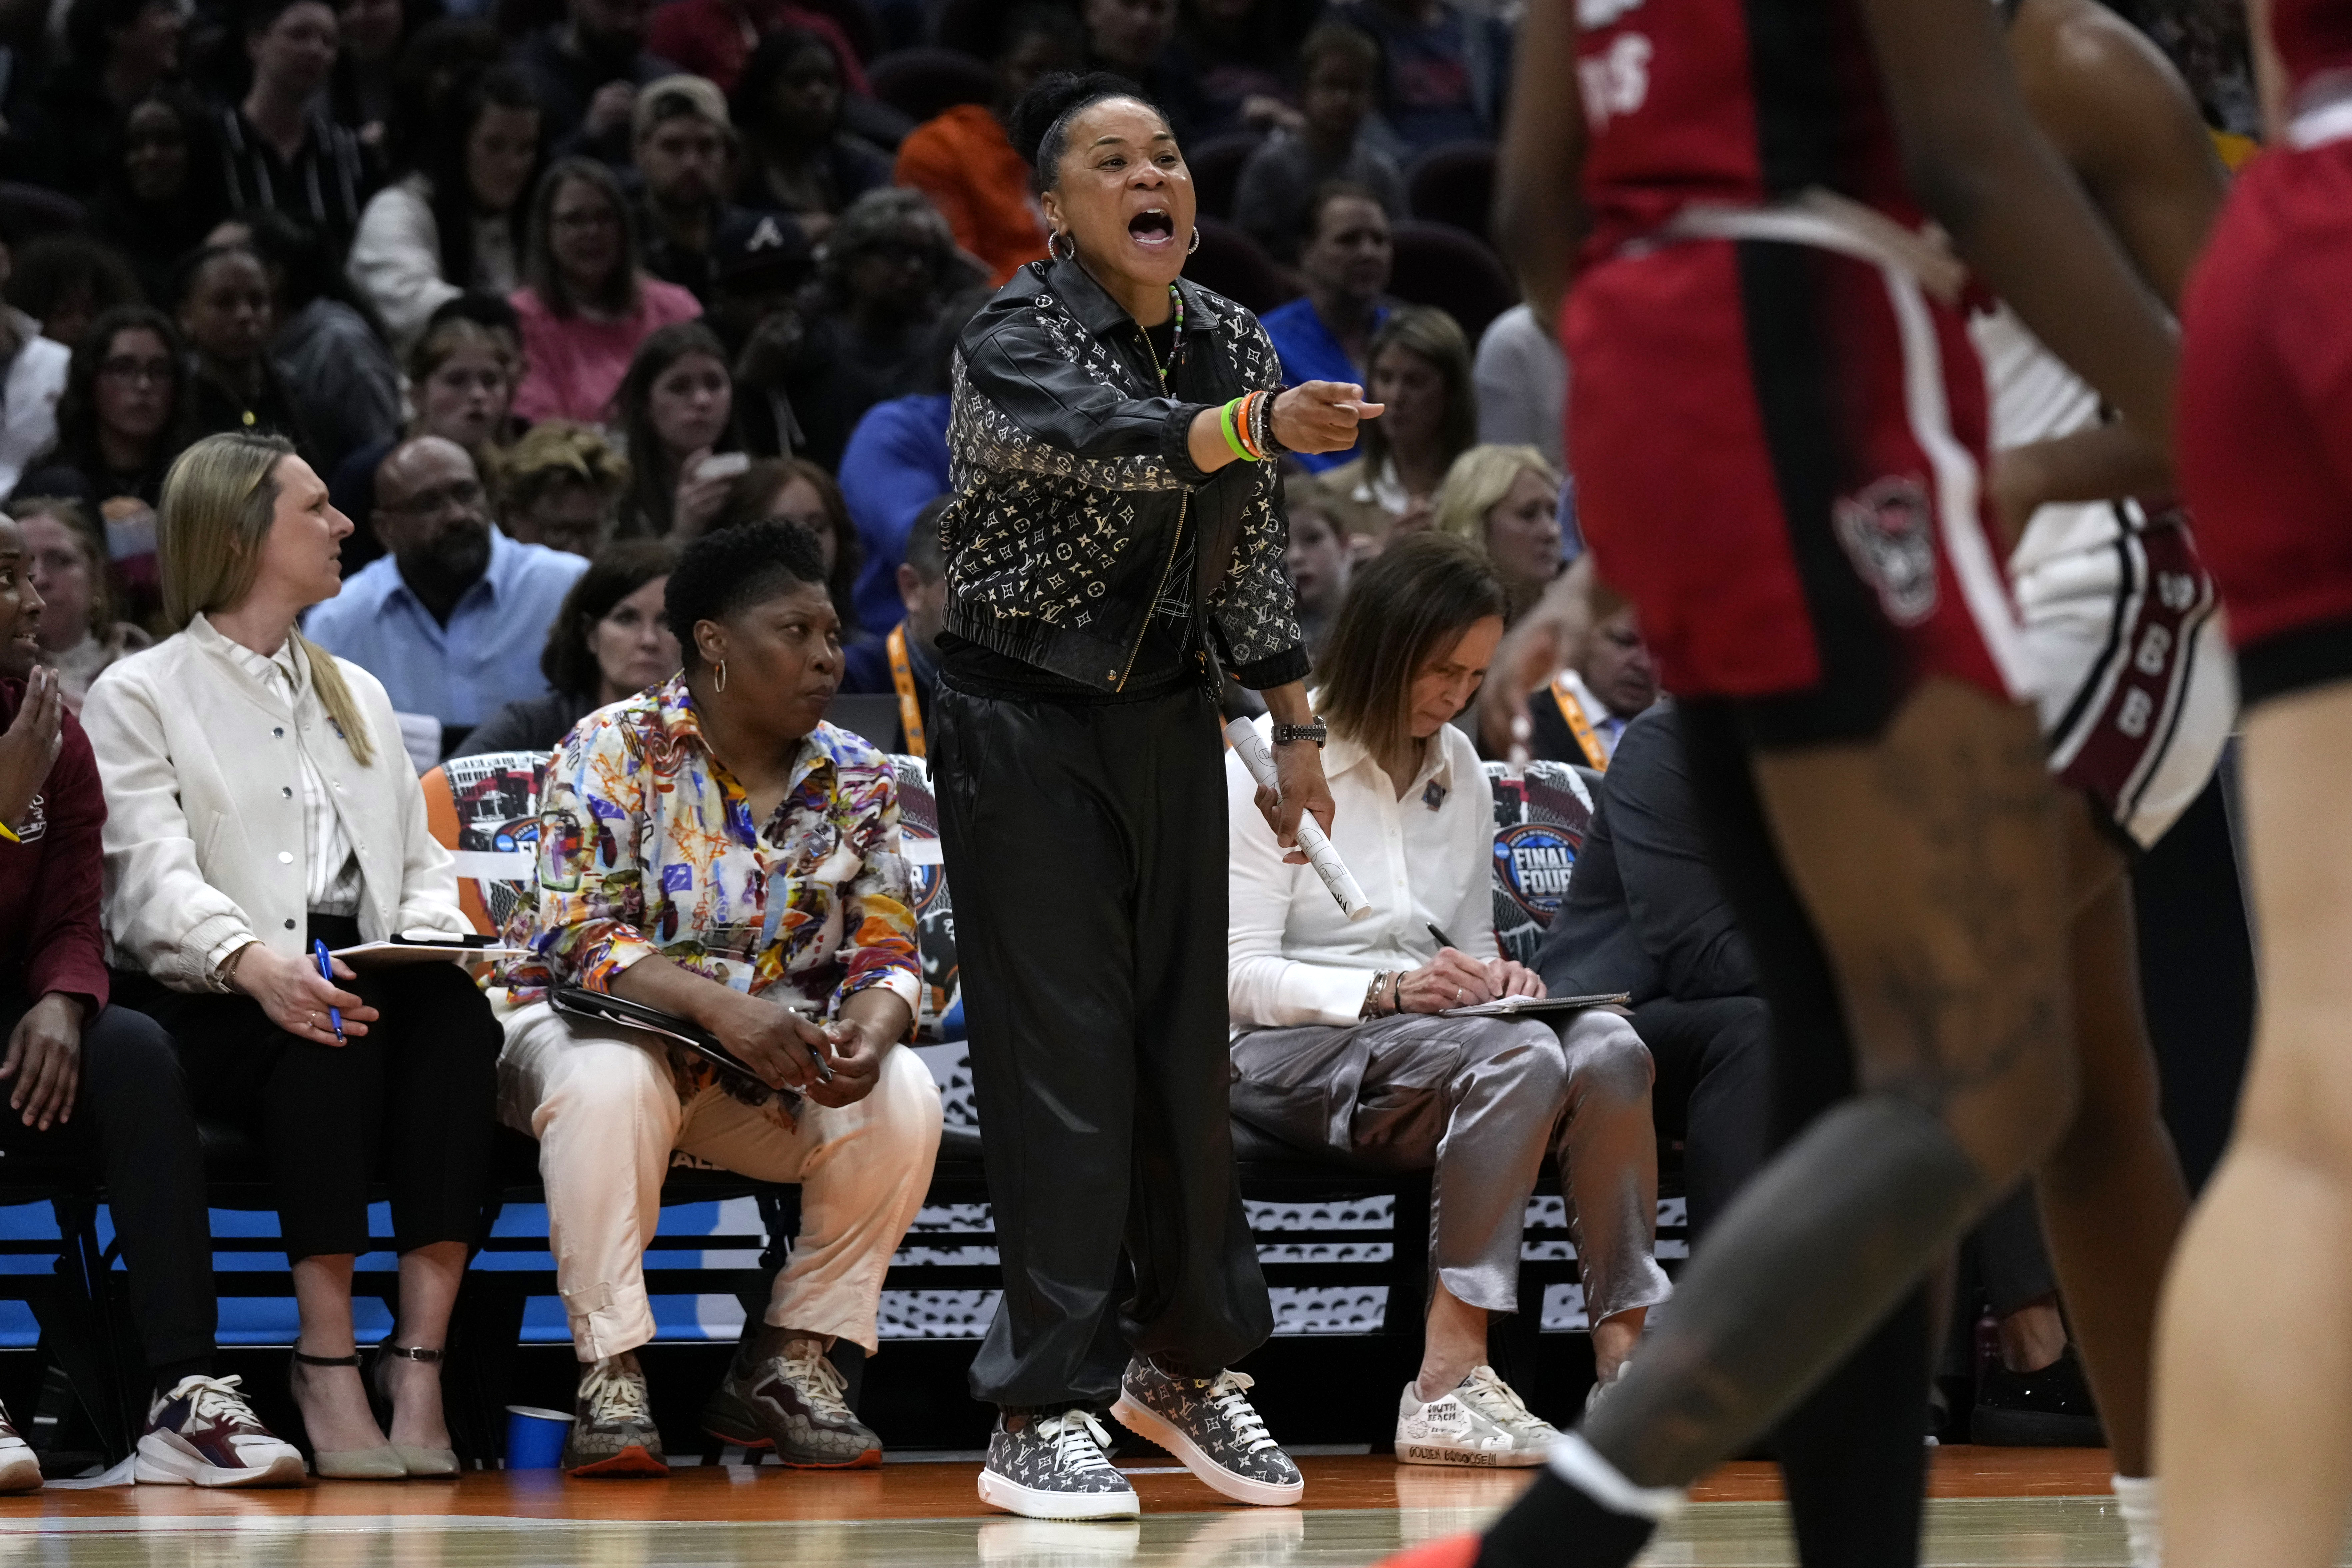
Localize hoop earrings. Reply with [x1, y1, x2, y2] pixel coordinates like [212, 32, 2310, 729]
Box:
[1187, 226, 1201, 255]
[1048, 229, 1076, 262]
[714, 659, 727, 693]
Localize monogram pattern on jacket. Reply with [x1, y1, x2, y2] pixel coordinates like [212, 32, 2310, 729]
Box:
[940, 278, 1305, 679]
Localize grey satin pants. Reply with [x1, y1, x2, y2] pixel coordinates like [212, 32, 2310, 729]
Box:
[1229, 1008, 1673, 1324]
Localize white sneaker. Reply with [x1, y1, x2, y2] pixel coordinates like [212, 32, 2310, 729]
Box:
[1585, 1361, 1628, 1419]
[0, 1398, 38, 1492]
[1394, 1366, 1559, 1468]
[135, 1375, 305, 1487]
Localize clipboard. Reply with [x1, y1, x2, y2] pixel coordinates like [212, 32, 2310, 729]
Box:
[332, 932, 528, 966]
[548, 985, 814, 1105]
[1437, 992, 1631, 1019]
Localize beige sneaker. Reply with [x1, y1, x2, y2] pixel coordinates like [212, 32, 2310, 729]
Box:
[563, 1352, 667, 1477]
[1395, 1366, 1558, 1468]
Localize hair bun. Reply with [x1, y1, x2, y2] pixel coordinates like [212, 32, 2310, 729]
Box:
[1007, 70, 1148, 171]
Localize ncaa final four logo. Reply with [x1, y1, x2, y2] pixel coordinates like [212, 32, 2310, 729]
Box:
[1488, 762, 1597, 964]
[1497, 824, 1578, 919]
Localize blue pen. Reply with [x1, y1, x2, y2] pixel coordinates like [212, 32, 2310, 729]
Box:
[312, 939, 345, 1043]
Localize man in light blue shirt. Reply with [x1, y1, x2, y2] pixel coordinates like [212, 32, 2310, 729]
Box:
[307, 436, 590, 758]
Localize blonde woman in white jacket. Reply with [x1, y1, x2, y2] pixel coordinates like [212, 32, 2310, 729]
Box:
[83, 433, 501, 1481]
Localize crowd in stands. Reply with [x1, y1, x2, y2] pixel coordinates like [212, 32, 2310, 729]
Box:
[0, 0, 2186, 1484]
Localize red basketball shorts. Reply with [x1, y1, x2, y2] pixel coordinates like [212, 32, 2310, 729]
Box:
[1565, 233, 2028, 742]
[2178, 137, 2352, 707]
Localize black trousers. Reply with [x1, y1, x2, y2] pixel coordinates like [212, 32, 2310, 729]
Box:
[112, 916, 500, 1262]
[0, 990, 214, 1374]
[1963, 1181, 2059, 1321]
[933, 680, 1271, 1408]
[1635, 995, 1773, 1245]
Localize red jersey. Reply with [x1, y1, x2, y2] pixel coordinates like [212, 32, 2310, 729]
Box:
[1574, 0, 1921, 259]
[2272, 0, 2352, 96]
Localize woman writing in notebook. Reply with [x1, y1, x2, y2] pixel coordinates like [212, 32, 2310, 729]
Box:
[83, 432, 500, 1480]
[1224, 532, 1669, 1465]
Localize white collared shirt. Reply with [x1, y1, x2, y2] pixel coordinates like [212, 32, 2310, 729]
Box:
[1556, 668, 1633, 761]
[1226, 713, 1496, 1030]
[214, 632, 365, 920]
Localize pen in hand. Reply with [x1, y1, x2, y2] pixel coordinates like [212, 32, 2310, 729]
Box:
[311, 939, 346, 1044]
[1427, 923, 1458, 954]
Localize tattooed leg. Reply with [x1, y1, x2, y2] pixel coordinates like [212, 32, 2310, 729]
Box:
[1474, 680, 2075, 1567]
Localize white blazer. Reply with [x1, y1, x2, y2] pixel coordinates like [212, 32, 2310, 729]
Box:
[81, 614, 467, 992]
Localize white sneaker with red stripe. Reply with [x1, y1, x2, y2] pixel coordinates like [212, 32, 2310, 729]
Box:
[135, 1375, 305, 1487]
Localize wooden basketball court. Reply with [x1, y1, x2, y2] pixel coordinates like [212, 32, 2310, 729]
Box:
[0, 1447, 2269, 1566]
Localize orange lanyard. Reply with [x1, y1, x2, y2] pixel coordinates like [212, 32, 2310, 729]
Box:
[1550, 675, 1610, 772]
[887, 625, 926, 759]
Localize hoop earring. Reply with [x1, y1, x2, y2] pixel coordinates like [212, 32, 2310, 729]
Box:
[1048, 229, 1076, 262]
[714, 659, 727, 693]
[1187, 226, 1201, 255]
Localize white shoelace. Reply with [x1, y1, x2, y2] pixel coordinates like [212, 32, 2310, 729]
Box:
[777, 1342, 855, 1421]
[581, 1358, 653, 1426]
[1458, 1367, 1557, 1435]
[1035, 1409, 1119, 1477]
[167, 1374, 263, 1429]
[1205, 1370, 1279, 1455]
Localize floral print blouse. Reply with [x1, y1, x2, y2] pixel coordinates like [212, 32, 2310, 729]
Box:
[503, 675, 922, 1112]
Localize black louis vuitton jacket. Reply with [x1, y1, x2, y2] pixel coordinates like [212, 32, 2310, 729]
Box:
[938, 254, 1310, 694]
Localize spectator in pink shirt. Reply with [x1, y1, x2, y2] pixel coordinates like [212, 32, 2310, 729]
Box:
[510, 157, 701, 425]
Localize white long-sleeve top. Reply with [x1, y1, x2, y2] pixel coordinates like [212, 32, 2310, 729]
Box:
[1226, 714, 1496, 1030]
[346, 174, 521, 355]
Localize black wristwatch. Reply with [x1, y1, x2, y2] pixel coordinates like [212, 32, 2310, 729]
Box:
[1272, 718, 1327, 748]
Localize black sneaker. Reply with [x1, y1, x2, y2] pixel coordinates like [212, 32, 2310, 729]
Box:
[978, 1407, 1139, 1520]
[1971, 1344, 2105, 1446]
[1110, 1358, 1302, 1506]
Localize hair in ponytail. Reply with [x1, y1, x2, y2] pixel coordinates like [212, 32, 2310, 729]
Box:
[158, 432, 377, 767]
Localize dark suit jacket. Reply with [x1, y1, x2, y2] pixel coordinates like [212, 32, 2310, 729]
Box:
[1535, 703, 1759, 1005]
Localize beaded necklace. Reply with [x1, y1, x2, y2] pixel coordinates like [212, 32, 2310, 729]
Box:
[1140, 284, 1184, 386]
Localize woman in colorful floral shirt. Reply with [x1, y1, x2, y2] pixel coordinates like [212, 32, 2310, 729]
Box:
[495, 520, 942, 1477]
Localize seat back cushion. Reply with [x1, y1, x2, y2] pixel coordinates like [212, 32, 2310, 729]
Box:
[433, 749, 551, 937]
[889, 754, 962, 1040]
[1484, 759, 1596, 966]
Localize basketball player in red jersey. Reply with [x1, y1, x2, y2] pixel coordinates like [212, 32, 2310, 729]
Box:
[2154, 0, 2352, 1560]
[1373, 0, 2183, 1557]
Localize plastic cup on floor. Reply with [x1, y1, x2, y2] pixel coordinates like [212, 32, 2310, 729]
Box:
[504, 1405, 575, 1470]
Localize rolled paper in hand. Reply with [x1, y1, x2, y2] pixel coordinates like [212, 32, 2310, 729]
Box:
[1225, 717, 1373, 922]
